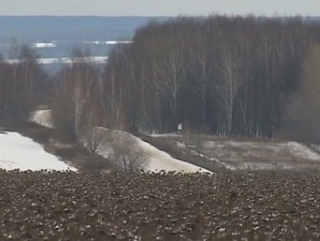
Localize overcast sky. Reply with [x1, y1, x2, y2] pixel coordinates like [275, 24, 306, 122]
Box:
[1, 0, 319, 17]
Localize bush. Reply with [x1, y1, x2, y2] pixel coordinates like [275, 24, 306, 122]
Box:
[109, 136, 149, 173]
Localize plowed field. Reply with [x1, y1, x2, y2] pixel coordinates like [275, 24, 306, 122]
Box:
[1, 170, 320, 240]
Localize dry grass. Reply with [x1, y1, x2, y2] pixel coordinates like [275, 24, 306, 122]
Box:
[144, 133, 320, 171]
[145, 134, 320, 171]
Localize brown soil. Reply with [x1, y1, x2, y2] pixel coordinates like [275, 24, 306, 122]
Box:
[1, 170, 320, 240]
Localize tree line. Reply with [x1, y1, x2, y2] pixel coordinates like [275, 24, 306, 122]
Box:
[1, 15, 320, 142]
[104, 15, 320, 138]
[0, 45, 47, 124]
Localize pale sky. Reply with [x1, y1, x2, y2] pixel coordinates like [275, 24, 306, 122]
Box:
[1, 0, 320, 17]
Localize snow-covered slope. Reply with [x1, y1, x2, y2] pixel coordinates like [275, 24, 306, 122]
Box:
[29, 110, 210, 173]
[29, 110, 53, 128]
[0, 131, 76, 171]
[95, 128, 211, 173]
[139, 140, 207, 173]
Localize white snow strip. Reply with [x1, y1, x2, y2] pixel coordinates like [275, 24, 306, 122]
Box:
[0, 132, 77, 171]
[32, 42, 57, 48]
[83, 40, 132, 45]
[60, 56, 108, 64]
[5, 56, 108, 65]
[5, 59, 20, 64]
[36, 58, 60, 65]
[106, 40, 132, 45]
[149, 133, 180, 138]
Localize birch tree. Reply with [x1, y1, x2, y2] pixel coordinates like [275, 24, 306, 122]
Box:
[52, 58, 96, 141]
[188, 36, 212, 130]
[153, 49, 185, 127]
[216, 47, 243, 135]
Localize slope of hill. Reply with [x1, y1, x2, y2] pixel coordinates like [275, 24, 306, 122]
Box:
[94, 128, 211, 173]
[29, 109, 320, 172]
[29, 110, 210, 173]
[146, 134, 320, 171]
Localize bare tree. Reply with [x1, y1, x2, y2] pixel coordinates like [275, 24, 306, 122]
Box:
[153, 49, 185, 125]
[81, 110, 104, 155]
[216, 46, 243, 135]
[280, 44, 320, 143]
[110, 136, 149, 173]
[103, 15, 318, 137]
[70, 73, 93, 138]
[188, 36, 211, 130]
[52, 54, 98, 141]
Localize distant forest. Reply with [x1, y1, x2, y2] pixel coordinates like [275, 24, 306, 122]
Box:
[104, 15, 320, 140]
[1, 15, 320, 142]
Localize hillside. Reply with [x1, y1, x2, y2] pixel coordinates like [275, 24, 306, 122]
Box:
[144, 134, 320, 171]
[29, 109, 320, 172]
[93, 128, 210, 173]
[29, 110, 210, 173]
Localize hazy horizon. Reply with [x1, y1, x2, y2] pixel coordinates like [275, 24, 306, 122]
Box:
[1, 0, 320, 17]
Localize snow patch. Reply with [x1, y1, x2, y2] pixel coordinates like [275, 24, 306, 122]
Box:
[29, 110, 53, 128]
[32, 42, 57, 48]
[286, 142, 320, 160]
[5, 56, 108, 65]
[106, 40, 132, 45]
[149, 133, 180, 138]
[0, 131, 77, 171]
[60, 56, 108, 64]
[83, 40, 132, 45]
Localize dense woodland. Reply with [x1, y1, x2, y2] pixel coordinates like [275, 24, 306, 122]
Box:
[1, 15, 320, 142]
[104, 15, 320, 138]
